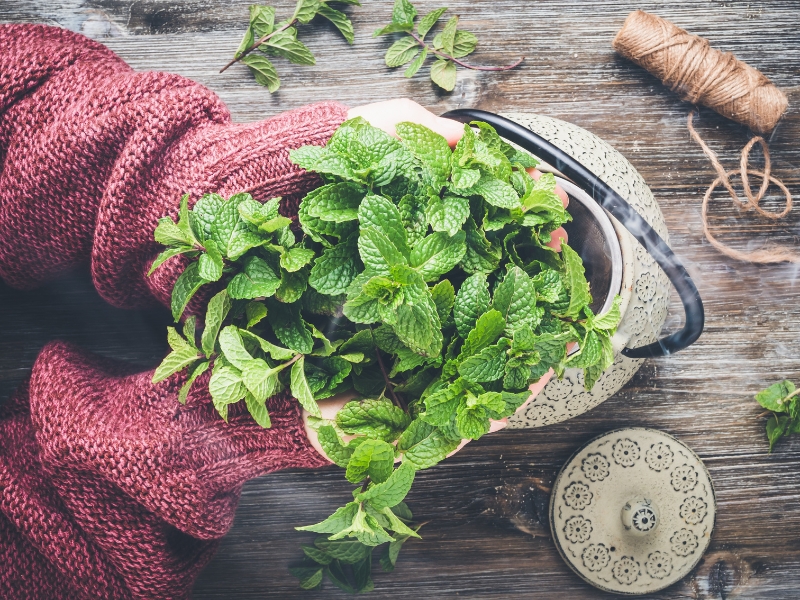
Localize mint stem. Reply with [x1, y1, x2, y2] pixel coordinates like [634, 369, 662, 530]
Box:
[220, 19, 298, 73]
[374, 347, 407, 412]
[407, 31, 524, 72]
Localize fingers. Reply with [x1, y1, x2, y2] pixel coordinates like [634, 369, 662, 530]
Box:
[527, 167, 569, 207]
[347, 99, 464, 147]
[546, 226, 568, 252]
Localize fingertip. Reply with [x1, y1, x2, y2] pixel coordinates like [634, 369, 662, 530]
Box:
[437, 117, 465, 147]
[489, 419, 508, 433]
[545, 227, 568, 252]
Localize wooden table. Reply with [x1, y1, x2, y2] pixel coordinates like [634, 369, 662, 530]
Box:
[2, 1, 799, 597]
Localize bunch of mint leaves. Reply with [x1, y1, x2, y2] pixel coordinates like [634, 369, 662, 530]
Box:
[221, 0, 360, 92]
[375, 0, 524, 91]
[150, 117, 621, 592]
[754, 380, 800, 452]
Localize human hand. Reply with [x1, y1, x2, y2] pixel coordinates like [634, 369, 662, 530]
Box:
[347, 98, 465, 147]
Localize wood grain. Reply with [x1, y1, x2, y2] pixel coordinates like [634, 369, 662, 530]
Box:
[1, 1, 799, 597]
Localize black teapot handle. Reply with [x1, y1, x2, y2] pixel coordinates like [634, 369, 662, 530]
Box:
[442, 109, 704, 358]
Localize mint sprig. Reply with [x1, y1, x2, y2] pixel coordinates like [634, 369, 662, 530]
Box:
[375, 0, 525, 91]
[150, 118, 621, 593]
[755, 380, 800, 451]
[220, 0, 360, 92]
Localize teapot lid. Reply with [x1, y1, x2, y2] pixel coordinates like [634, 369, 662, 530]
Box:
[549, 427, 715, 595]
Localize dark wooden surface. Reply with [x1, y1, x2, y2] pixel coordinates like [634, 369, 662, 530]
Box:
[2, 1, 800, 598]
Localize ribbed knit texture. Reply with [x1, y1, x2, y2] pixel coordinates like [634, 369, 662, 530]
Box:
[0, 24, 344, 598]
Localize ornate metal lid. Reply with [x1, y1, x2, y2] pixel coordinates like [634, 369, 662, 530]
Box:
[549, 428, 715, 595]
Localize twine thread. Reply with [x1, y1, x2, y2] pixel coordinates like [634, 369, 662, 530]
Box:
[614, 10, 795, 263]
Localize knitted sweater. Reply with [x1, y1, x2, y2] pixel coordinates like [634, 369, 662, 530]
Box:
[0, 24, 348, 599]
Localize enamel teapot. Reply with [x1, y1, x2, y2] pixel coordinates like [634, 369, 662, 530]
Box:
[442, 110, 705, 428]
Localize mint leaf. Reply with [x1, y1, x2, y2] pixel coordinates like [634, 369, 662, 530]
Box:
[458, 339, 509, 383]
[171, 262, 208, 321]
[280, 247, 315, 272]
[313, 537, 372, 564]
[592, 295, 622, 331]
[242, 53, 281, 92]
[396, 122, 451, 191]
[201, 290, 231, 356]
[410, 231, 466, 281]
[454, 273, 490, 338]
[209, 364, 246, 421]
[404, 47, 428, 77]
[309, 233, 360, 295]
[197, 240, 224, 281]
[317, 4, 355, 44]
[262, 28, 316, 66]
[242, 358, 281, 403]
[305, 182, 366, 222]
[467, 174, 520, 209]
[148, 246, 194, 276]
[345, 439, 396, 484]
[429, 58, 457, 91]
[461, 218, 501, 274]
[427, 194, 469, 237]
[292, 0, 321, 24]
[337, 398, 412, 442]
[358, 227, 408, 274]
[178, 360, 209, 404]
[317, 424, 355, 467]
[492, 266, 539, 332]
[452, 30, 478, 58]
[218, 325, 254, 370]
[330, 504, 394, 546]
[756, 380, 796, 412]
[460, 309, 505, 359]
[297, 502, 359, 534]
[245, 391, 272, 428]
[403, 428, 459, 469]
[191, 193, 225, 239]
[245, 301, 268, 328]
[227, 256, 281, 300]
[560, 242, 592, 318]
[430, 279, 455, 324]
[417, 7, 447, 38]
[385, 37, 420, 67]
[358, 194, 410, 257]
[269, 300, 314, 353]
[291, 356, 322, 417]
[239, 330, 296, 361]
[437, 16, 458, 54]
[767, 414, 791, 452]
[152, 342, 200, 384]
[250, 4, 276, 38]
[356, 462, 416, 509]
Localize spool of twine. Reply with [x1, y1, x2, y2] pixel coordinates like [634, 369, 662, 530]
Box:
[614, 10, 795, 264]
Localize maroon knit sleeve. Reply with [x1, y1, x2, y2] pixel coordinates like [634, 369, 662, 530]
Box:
[0, 24, 344, 598]
[0, 23, 349, 309]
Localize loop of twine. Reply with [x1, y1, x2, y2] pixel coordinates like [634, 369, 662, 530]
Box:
[687, 111, 795, 263]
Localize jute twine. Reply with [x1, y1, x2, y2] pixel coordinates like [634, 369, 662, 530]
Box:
[614, 10, 795, 264]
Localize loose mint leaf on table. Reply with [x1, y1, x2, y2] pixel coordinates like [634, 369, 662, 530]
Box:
[755, 380, 796, 412]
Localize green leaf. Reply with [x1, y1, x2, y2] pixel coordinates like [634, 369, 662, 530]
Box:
[456, 403, 490, 440]
[227, 256, 281, 300]
[292, 0, 321, 24]
[245, 391, 272, 428]
[191, 193, 225, 239]
[403, 428, 460, 469]
[417, 7, 447, 38]
[337, 398, 412, 441]
[245, 301, 268, 328]
[317, 3, 355, 44]
[358, 227, 408, 274]
[767, 414, 791, 452]
[291, 566, 324, 590]
[458, 340, 509, 383]
[218, 326, 254, 370]
[393, 279, 442, 356]
[304, 182, 366, 222]
[430, 279, 455, 324]
[380, 536, 408, 572]
[460, 309, 505, 359]
[297, 502, 360, 534]
[404, 47, 428, 77]
[592, 295, 622, 331]
[583, 329, 614, 390]
[317, 424, 355, 467]
[301, 545, 333, 566]
[313, 537, 372, 564]
[235, 24, 255, 60]
[242, 358, 281, 403]
[427, 194, 470, 237]
[330, 504, 394, 546]
[358, 195, 410, 258]
[249, 5, 276, 38]
[178, 360, 209, 404]
[410, 231, 466, 281]
[148, 246, 194, 276]
[454, 273, 491, 338]
[197, 240, 223, 282]
[756, 380, 796, 412]
[560, 242, 592, 318]
[154, 216, 193, 247]
[200, 290, 231, 356]
[239, 330, 296, 361]
[385, 36, 421, 68]
[263, 28, 316, 65]
[492, 266, 539, 332]
[452, 29, 478, 58]
[438, 16, 458, 54]
[171, 262, 208, 321]
[309, 234, 359, 295]
[152, 344, 200, 384]
[397, 194, 427, 247]
[208, 364, 246, 420]
[345, 439, 396, 484]
[381, 505, 420, 538]
[467, 174, 520, 209]
[396, 122, 452, 191]
[356, 462, 416, 509]
[461, 217, 501, 274]
[242, 54, 280, 92]
[280, 247, 315, 272]
[291, 356, 322, 417]
[387, 0, 416, 28]
[430, 58, 457, 91]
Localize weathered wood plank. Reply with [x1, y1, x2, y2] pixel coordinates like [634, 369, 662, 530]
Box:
[1, 0, 800, 597]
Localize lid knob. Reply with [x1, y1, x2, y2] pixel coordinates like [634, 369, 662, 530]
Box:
[621, 496, 658, 536]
